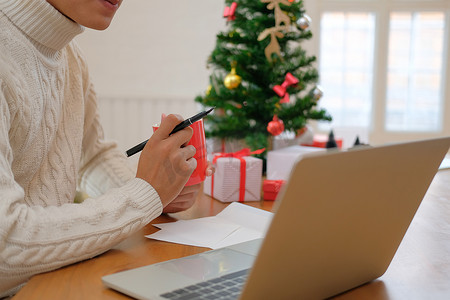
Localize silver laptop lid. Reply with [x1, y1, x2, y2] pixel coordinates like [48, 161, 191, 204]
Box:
[241, 137, 450, 299]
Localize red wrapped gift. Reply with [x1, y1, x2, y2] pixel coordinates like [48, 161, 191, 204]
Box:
[263, 179, 286, 201]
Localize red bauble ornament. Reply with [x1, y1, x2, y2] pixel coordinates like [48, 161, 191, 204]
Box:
[267, 116, 284, 136]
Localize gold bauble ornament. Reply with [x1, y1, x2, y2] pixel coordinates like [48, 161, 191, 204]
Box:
[206, 85, 212, 95]
[224, 67, 242, 89]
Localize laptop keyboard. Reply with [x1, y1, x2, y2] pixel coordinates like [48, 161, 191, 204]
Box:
[160, 268, 249, 300]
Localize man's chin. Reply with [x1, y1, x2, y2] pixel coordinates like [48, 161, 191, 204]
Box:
[79, 18, 113, 31]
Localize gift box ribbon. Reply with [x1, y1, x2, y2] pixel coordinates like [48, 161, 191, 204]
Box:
[211, 148, 265, 202]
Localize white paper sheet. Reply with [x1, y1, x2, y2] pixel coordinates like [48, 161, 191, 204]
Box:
[146, 202, 273, 249]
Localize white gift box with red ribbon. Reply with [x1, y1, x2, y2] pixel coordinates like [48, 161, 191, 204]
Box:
[204, 151, 263, 203]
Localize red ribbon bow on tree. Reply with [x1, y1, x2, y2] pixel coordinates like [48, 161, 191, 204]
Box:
[223, 2, 238, 21]
[273, 72, 299, 103]
[212, 148, 265, 202]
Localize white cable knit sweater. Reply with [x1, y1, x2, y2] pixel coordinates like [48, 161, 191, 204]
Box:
[0, 0, 163, 296]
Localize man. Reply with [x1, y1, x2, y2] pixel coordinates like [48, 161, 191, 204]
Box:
[0, 0, 212, 296]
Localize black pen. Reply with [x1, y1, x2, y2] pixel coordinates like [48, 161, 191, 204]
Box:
[126, 107, 214, 157]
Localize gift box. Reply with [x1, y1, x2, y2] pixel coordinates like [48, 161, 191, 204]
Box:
[204, 151, 263, 202]
[266, 145, 325, 180]
[263, 180, 285, 201]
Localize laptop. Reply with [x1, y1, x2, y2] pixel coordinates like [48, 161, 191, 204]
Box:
[102, 137, 450, 300]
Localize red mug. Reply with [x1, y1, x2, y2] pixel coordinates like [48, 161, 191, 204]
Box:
[153, 119, 207, 186]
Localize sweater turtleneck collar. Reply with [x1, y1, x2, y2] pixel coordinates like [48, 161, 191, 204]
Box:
[0, 0, 84, 52]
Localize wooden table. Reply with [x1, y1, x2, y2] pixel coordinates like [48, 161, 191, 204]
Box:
[14, 170, 450, 299]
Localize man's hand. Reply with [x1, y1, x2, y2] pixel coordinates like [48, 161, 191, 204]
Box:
[162, 184, 200, 213]
[136, 114, 196, 207]
[162, 161, 215, 214]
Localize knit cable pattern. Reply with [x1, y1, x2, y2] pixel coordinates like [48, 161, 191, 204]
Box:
[0, 0, 164, 296]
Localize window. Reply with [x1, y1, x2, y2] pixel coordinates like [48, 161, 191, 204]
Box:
[305, 0, 450, 144]
[319, 12, 376, 128]
[386, 12, 445, 132]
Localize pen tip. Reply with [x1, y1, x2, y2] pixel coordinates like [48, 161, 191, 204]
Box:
[207, 107, 215, 113]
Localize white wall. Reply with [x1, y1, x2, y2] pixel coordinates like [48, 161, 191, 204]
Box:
[76, 0, 225, 100]
[76, 0, 448, 150]
[75, 0, 226, 151]
[73, 0, 341, 151]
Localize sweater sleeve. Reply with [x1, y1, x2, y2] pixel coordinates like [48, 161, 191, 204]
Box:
[0, 64, 163, 298]
[77, 83, 138, 197]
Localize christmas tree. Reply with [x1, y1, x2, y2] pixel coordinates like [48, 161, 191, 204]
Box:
[195, 0, 332, 154]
